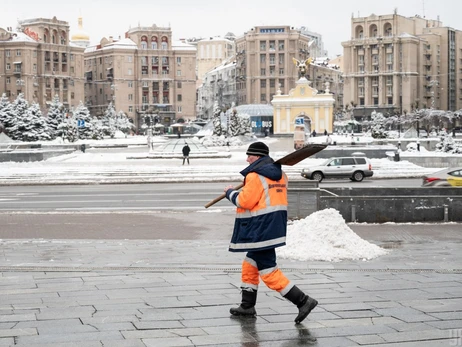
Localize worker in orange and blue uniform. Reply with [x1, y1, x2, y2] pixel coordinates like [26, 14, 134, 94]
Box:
[224, 141, 318, 324]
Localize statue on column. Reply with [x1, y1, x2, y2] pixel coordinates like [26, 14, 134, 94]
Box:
[292, 57, 313, 78]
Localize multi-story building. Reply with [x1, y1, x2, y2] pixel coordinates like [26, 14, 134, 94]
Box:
[234, 25, 318, 105]
[342, 11, 462, 119]
[0, 17, 85, 112]
[84, 24, 196, 129]
[198, 58, 236, 119]
[194, 35, 235, 89]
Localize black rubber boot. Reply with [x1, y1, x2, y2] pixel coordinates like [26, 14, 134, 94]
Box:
[284, 286, 318, 324]
[230, 289, 257, 316]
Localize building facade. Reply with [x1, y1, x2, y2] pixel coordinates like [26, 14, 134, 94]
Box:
[195, 36, 235, 88]
[342, 12, 462, 119]
[0, 17, 85, 112]
[234, 25, 318, 106]
[84, 24, 197, 129]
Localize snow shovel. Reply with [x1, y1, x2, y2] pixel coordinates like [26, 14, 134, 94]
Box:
[204, 143, 327, 208]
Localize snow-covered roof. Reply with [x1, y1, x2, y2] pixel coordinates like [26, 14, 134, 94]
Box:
[399, 32, 417, 39]
[10, 32, 38, 43]
[172, 40, 196, 51]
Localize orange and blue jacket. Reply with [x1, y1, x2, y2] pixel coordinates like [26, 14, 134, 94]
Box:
[226, 156, 288, 252]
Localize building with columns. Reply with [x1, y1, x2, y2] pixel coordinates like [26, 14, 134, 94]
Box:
[84, 24, 197, 129]
[0, 17, 85, 112]
[342, 11, 462, 119]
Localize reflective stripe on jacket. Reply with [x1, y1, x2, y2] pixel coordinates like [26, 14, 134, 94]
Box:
[226, 157, 288, 252]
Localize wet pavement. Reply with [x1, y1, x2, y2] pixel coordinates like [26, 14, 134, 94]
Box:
[0, 223, 461, 346]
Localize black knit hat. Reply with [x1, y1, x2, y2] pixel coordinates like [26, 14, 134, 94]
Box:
[246, 142, 269, 157]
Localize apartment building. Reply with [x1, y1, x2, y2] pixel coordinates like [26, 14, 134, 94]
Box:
[0, 17, 85, 112]
[193, 35, 235, 88]
[234, 25, 317, 105]
[342, 11, 462, 119]
[84, 24, 196, 129]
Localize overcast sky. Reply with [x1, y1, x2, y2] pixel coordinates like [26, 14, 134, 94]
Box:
[1, 0, 460, 57]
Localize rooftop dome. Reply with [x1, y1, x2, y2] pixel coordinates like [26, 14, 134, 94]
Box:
[71, 16, 90, 42]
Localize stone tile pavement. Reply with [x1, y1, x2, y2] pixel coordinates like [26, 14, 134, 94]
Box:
[0, 224, 461, 346]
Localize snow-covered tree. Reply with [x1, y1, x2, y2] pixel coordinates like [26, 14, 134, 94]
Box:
[57, 115, 78, 142]
[46, 95, 65, 139]
[229, 110, 240, 136]
[370, 111, 388, 139]
[0, 93, 29, 136]
[73, 102, 96, 139]
[0, 93, 9, 112]
[8, 103, 51, 141]
[100, 102, 116, 138]
[237, 113, 252, 135]
[212, 102, 226, 136]
[115, 111, 134, 135]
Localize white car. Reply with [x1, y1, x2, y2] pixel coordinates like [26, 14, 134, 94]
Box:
[301, 157, 374, 182]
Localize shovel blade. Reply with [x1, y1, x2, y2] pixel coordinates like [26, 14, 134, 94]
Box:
[276, 144, 327, 166]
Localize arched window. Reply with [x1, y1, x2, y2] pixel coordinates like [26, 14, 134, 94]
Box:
[384, 23, 393, 37]
[141, 36, 148, 49]
[370, 24, 378, 38]
[151, 36, 158, 49]
[355, 26, 364, 39]
[161, 36, 168, 50]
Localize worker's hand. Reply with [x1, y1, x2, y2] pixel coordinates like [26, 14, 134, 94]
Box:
[224, 185, 234, 193]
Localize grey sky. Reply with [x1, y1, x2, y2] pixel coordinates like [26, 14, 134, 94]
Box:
[1, 0, 460, 57]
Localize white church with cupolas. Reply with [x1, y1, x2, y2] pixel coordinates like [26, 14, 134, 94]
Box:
[271, 58, 335, 136]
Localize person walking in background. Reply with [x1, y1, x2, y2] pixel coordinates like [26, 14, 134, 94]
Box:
[182, 142, 190, 165]
[223, 141, 318, 324]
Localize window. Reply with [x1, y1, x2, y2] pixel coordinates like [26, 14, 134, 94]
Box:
[261, 80, 266, 88]
[99, 88, 102, 95]
[141, 41, 147, 49]
[16, 50, 21, 56]
[279, 80, 284, 88]
[177, 81, 182, 88]
[128, 94, 133, 101]
[161, 42, 168, 50]
[177, 94, 182, 102]
[129, 106, 133, 112]
[278, 40, 284, 50]
[176, 57, 181, 64]
[269, 40, 275, 50]
[279, 68, 284, 75]
[70, 66, 74, 74]
[260, 54, 266, 64]
[6, 63, 10, 70]
[128, 81, 133, 88]
[128, 56, 133, 62]
[128, 69, 132, 75]
[270, 79, 275, 88]
[6, 50, 10, 57]
[70, 53, 74, 61]
[71, 92, 74, 99]
[33, 64, 37, 72]
[260, 94, 266, 102]
[388, 97, 393, 105]
[177, 70, 181, 76]
[6, 77, 10, 84]
[261, 68, 266, 76]
[177, 106, 182, 113]
[260, 41, 266, 51]
[269, 54, 275, 65]
[151, 42, 157, 49]
[373, 97, 378, 105]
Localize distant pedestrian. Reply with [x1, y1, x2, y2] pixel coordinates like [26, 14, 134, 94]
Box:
[417, 140, 420, 152]
[177, 132, 181, 138]
[182, 143, 190, 165]
[324, 129, 328, 136]
[312, 130, 316, 137]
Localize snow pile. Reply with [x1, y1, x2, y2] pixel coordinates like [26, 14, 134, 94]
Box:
[278, 209, 388, 262]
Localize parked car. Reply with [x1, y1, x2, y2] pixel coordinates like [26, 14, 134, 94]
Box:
[422, 168, 462, 187]
[301, 156, 373, 182]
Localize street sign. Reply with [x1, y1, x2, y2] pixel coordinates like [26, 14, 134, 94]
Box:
[295, 117, 304, 125]
[77, 120, 85, 128]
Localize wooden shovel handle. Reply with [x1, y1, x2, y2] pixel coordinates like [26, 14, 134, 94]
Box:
[204, 182, 244, 208]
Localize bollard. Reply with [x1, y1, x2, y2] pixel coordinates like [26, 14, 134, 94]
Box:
[351, 205, 356, 222]
[444, 205, 449, 222]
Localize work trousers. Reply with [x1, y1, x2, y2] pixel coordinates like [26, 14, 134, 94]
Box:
[241, 248, 293, 296]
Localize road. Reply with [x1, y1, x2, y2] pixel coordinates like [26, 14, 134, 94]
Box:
[0, 179, 422, 212]
[0, 179, 422, 239]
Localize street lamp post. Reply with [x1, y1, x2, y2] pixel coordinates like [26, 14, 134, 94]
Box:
[416, 115, 420, 138]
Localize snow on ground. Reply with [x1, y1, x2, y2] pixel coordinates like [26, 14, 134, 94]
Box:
[278, 209, 389, 262]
